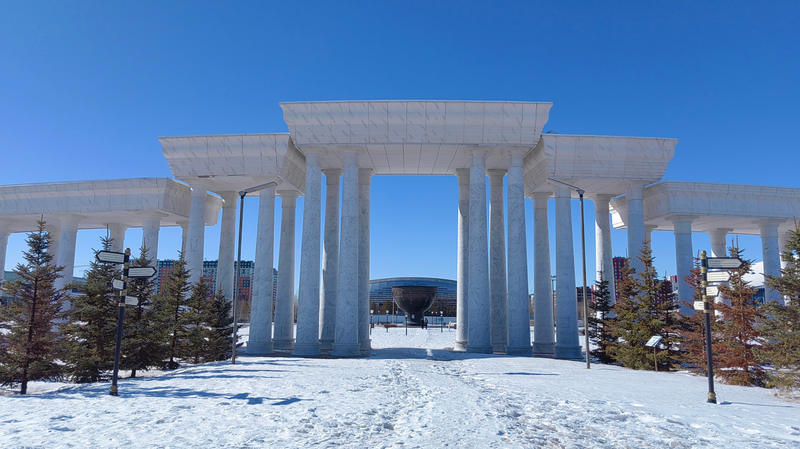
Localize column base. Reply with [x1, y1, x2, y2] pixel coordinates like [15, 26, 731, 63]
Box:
[466, 345, 493, 354]
[359, 339, 371, 352]
[319, 339, 334, 351]
[505, 345, 533, 356]
[554, 345, 582, 360]
[454, 340, 468, 352]
[292, 343, 321, 357]
[492, 343, 507, 354]
[532, 342, 554, 355]
[272, 339, 295, 351]
[332, 343, 361, 357]
[246, 341, 273, 355]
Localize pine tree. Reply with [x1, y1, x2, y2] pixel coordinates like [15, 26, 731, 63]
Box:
[121, 245, 167, 377]
[182, 279, 213, 364]
[204, 288, 235, 362]
[62, 237, 120, 383]
[588, 273, 614, 364]
[0, 221, 66, 394]
[714, 246, 766, 386]
[762, 222, 800, 388]
[608, 246, 681, 370]
[160, 254, 191, 368]
[677, 262, 716, 376]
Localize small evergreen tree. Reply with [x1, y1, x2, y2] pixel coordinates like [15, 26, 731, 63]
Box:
[62, 237, 120, 383]
[714, 246, 766, 386]
[588, 273, 614, 364]
[678, 262, 716, 376]
[762, 222, 800, 388]
[608, 246, 681, 370]
[0, 221, 66, 394]
[121, 245, 167, 378]
[182, 280, 213, 364]
[204, 289, 235, 362]
[160, 254, 191, 368]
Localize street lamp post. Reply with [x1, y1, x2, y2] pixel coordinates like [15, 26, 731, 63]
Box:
[231, 181, 278, 365]
[440, 310, 444, 333]
[548, 178, 591, 369]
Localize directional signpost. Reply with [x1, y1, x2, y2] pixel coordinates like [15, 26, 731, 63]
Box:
[699, 252, 744, 404]
[95, 248, 157, 396]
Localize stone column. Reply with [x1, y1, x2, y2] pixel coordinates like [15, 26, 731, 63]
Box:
[626, 182, 646, 274]
[217, 191, 238, 303]
[0, 220, 10, 295]
[333, 148, 361, 357]
[186, 180, 209, 284]
[707, 228, 733, 258]
[668, 216, 696, 312]
[319, 169, 342, 351]
[45, 220, 61, 269]
[553, 185, 580, 360]
[247, 186, 276, 355]
[54, 214, 84, 293]
[644, 225, 657, 252]
[758, 219, 785, 304]
[140, 212, 166, 260]
[487, 169, 508, 353]
[454, 168, 470, 351]
[274, 190, 299, 350]
[779, 229, 791, 271]
[505, 151, 531, 356]
[106, 223, 128, 253]
[593, 195, 616, 303]
[533, 193, 555, 355]
[358, 168, 373, 352]
[467, 148, 492, 354]
[294, 148, 324, 356]
[176, 220, 189, 255]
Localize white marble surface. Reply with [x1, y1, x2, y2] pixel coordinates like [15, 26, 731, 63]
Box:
[273, 191, 298, 350]
[707, 228, 732, 258]
[626, 182, 646, 275]
[45, 222, 61, 272]
[54, 214, 82, 292]
[668, 215, 696, 314]
[487, 169, 508, 353]
[467, 149, 492, 354]
[140, 212, 165, 260]
[106, 223, 127, 253]
[358, 169, 373, 352]
[0, 220, 11, 294]
[294, 151, 322, 356]
[593, 195, 616, 303]
[505, 153, 531, 355]
[532, 193, 555, 355]
[247, 187, 275, 355]
[319, 169, 342, 351]
[758, 219, 785, 303]
[216, 192, 238, 304]
[333, 150, 361, 357]
[454, 168, 470, 351]
[553, 186, 581, 360]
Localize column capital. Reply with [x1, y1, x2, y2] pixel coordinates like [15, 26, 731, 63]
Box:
[135, 211, 168, 219]
[755, 219, 785, 236]
[0, 218, 14, 233]
[258, 186, 276, 198]
[322, 168, 343, 181]
[187, 179, 212, 195]
[589, 194, 615, 203]
[552, 184, 572, 199]
[486, 169, 506, 185]
[278, 190, 301, 202]
[454, 168, 470, 185]
[332, 145, 361, 156]
[532, 191, 552, 203]
[666, 214, 698, 225]
[625, 181, 647, 200]
[54, 214, 86, 227]
[175, 220, 188, 228]
[705, 227, 733, 235]
[358, 168, 374, 185]
[465, 145, 492, 157]
[217, 191, 239, 206]
[645, 224, 658, 232]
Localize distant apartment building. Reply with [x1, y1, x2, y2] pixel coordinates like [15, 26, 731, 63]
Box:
[156, 260, 277, 304]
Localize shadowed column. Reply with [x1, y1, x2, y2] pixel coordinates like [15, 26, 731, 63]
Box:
[454, 168, 470, 351]
[319, 169, 342, 351]
[273, 190, 299, 350]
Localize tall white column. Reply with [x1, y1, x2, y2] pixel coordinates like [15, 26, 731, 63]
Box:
[140, 212, 166, 260]
[626, 182, 646, 274]
[467, 148, 492, 354]
[707, 228, 732, 258]
[54, 214, 84, 293]
[176, 220, 188, 255]
[320, 169, 342, 351]
[294, 148, 324, 356]
[644, 225, 657, 252]
[505, 151, 531, 356]
[217, 191, 238, 303]
[758, 219, 785, 304]
[333, 148, 361, 357]
[186, 180, 209, 284]
[553, 185, 580, 360]
[454, 168, 470, 351]
[358, 169, 373, 352]
[0, 220, 10, 295]
[668, 215, 695, 312]
[487, 169, 508, 353]
[45, 220, 61, 270]
[274, 191, 299, 350]
[593, 195, 616, 303]
[533, 193, 555, 355]
[248, 186, 277, 354]
[106, 223, 128, 253]
[779, 229, 791, 271]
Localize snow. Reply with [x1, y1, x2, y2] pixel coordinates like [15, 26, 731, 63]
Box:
[2, 326, 799, 448]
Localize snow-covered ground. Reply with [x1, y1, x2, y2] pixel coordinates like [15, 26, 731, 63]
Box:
[2, 326, 799, 448]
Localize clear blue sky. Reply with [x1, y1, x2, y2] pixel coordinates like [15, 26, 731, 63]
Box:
[2, 1, 799, 291]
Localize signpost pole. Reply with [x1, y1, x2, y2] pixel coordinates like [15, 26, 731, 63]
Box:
[109, 248, 131, 396]
[700, 251, 717, 404]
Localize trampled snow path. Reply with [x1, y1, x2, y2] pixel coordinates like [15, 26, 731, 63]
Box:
[2, 327, 799, 448]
